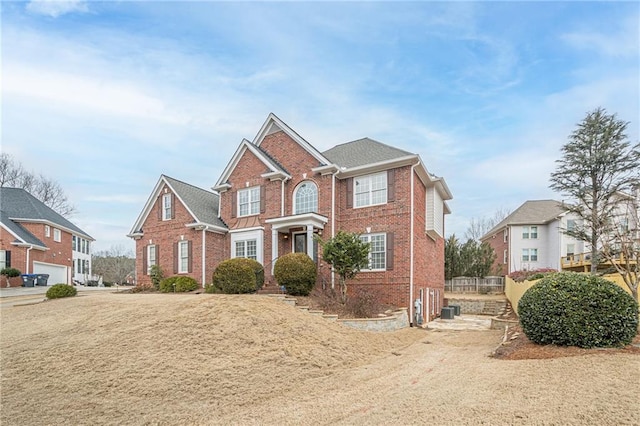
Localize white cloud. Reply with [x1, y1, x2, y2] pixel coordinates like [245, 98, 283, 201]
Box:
[561, 15, 639, 58]
[26, 0, 88, 18]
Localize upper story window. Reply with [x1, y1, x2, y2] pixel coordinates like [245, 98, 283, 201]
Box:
[53, 228, 61, 242]
[294, 181, 318, 214]
[355, 172, 387, 208]
[567, 219, 576, 232]
[522, 226, 538, 239]
[45, 225, 50, 238]
[359, 233, 387, 270]
[72, 236, 77, 251]
[238, 186, 261, 217]
[503, 229, 508, 242]
[162, 193, 172, 221]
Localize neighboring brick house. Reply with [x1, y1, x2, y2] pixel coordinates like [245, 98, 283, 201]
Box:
[129, 114, 452, 325]
[0, 187, 94, 286]
[480, 200, 583, 275]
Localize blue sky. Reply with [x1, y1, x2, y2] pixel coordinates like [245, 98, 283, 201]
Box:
[2, 0, 639, 253]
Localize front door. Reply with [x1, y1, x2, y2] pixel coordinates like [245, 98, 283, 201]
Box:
[293, 232, 318, 262]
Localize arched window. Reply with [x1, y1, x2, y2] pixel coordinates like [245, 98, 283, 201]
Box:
[294, 181, 318, 214]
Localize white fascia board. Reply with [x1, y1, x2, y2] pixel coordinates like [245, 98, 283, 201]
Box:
[261, 171, 292, 181]
[11, 241, 48, 251]
[10, 218, 94, 241]
[228, 226, 265, 234]
[185, 222, 228, 234]
[128, 175, 167, 235]
[253, 113, 331, 166]
[312, 164, 340, 175]
[336, 155, 419, 178]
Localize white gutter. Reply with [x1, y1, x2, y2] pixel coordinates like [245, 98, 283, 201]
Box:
[281, 179, 286, 216]
[409, 162, 418, 325]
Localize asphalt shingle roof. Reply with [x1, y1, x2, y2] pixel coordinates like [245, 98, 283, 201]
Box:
[0, 187, 92, 241]
[322, 138, 414, 169]
[483, 200, 568, 239]
[163, 176, 227, 229]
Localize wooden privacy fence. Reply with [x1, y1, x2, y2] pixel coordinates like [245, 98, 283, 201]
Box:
[445, 276, 505, 294]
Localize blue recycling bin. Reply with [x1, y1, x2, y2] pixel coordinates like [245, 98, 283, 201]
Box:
[36, 274, 50, 286]
[21, 274, 37, 287]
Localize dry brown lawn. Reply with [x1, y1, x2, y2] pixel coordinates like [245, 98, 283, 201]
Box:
[1, 292, 639, 425]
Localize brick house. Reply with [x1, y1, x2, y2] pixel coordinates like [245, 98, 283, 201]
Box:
[0, 187, 94, 286]
[128, 114, 452, 324]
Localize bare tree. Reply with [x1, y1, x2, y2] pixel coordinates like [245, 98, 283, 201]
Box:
[0, 153, 76, 217]
[92, 245, 136, 285]
[465, 207, 511, 241]
[550, 108, 640, 273]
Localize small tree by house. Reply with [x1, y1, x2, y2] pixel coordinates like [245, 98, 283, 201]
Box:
[317, 231, 370, 303]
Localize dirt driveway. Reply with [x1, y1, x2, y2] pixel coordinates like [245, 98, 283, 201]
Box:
[1, 292, 638, 425]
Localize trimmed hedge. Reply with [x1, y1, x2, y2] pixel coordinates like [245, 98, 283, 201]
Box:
[159, 276, 199, 293]
[209, 258, 258, 294]
[274, 253, 317, 296]
[0, 267, 21, 277]
[518, 272, 638, 348]
[46, 284, 77, 299]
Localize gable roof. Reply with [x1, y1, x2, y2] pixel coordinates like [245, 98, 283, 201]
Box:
[482, 200, 569, 240]
[128, 175, 227, 237]
[0, 187, 93, 247]
[323, 138, 415, 169]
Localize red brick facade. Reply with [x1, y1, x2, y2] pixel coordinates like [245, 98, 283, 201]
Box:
[481, 227, 509, 276]
[131, 116, 450, 324]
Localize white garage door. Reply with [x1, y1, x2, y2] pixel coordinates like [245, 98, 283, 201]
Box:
[33, 262, 68, 285]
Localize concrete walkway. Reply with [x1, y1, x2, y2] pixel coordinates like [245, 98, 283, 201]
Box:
[423, 314, 492, 331]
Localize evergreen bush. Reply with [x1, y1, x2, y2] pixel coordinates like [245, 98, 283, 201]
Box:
[0, 267, 21, 277]
[274, 253, 317, 296]
[518, 272, 638, 348]
[46, 284, 77, 299]
[159, 276, 198, 292]
[209, 258, 257, 294]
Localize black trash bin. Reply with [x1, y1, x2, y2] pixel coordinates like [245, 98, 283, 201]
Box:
[449, 304, 461, 316]
[36, 274, 50, 286]
[21, 274, 37, 287]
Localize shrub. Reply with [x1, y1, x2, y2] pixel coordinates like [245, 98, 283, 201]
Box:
[0, 267, 21, 277]
[46, 284, 77, 299]
[230, 258, 264, 290]
[518, 272, 638, 348]
[209, 258, 257, 294]
[274, 253, 317, 296]
[149, 265, 164, 290]
[345, 288, 383, 318]
[159, 276, 199, 293]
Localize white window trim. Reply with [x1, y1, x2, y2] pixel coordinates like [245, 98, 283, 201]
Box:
[0, 250, 6, 270]
[45, 225, 50, 238]
[293, 181, 318, 215]
[53, 228, 61, 242]
[359, 233, 386, 271]
[354, 172, 387, 209]
[162, 193, 172, 221]
[238, 186, 261, 217]
[147, 244, 157, 274]
[522, 248, 538, 262]
[230, 229, 264, 264]
[178, 241, 189, 274]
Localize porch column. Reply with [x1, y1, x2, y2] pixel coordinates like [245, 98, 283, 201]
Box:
[271, 228, 278, 274]
[306, 224, 313, 259]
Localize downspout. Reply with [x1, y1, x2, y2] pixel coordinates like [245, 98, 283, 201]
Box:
[26, 245, 33, 274]
[281, 179, 286, 217]
[409, 162, 418, 326]
[201, 227, 206, 288]
[331, 171, 337, 289]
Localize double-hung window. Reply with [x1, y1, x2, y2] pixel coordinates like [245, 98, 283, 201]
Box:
[354, 172, 387, 208]
[53, 228, 61, 242]
[522, 226, 538, 239]
[359, 233, 386, 270]
[147, 245, 157, 274]
[238, 187, 261, 217]
[45, 225, 50, 238]
[162, 193, 172, 220]
[178, 241, 189, 273]
[235, 239, 257, 260]
[0, 250, 7, 269]
[522, 248, 538, 262]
